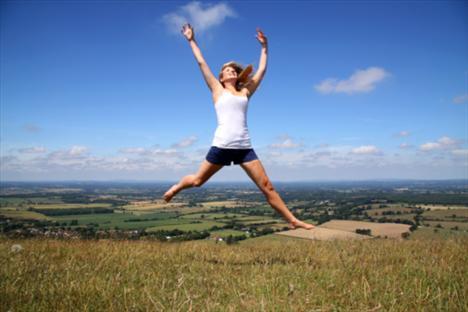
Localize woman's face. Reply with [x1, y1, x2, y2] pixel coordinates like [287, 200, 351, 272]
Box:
[222, 66, 238, 82]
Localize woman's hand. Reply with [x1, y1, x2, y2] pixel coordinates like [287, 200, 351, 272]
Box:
[181, 23, 194, 41]
[256, 27, 267, 47]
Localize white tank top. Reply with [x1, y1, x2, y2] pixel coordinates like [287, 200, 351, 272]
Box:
[211, 89, 252, 149]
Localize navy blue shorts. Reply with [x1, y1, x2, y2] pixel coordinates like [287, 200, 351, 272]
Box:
[205, 146, 259, 166]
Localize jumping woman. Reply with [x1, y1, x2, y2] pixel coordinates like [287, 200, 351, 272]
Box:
[163, 23, 314, 230]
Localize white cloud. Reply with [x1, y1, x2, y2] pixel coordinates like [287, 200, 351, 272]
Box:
[171, 135, 198, 148]
[453, 94, 468, 104]
[399, 143, 413, 149]
[315, 67, 389, 95]
[119, 147, 147, 154]
[17, 146, 47, 154]
[68, 146, 88, 156]
[3, 142, 467, 180]
[1, 143, 194, 174]
[161, 1, 237, 35]
[351, 145, 381, 155]
[420, 136, 460, 151]
[269, 135, 301, 149]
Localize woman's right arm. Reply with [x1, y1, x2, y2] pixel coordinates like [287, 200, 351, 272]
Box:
[182, 24, 222, 93]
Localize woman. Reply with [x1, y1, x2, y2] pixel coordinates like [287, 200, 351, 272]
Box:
[163, 23, 314, 230]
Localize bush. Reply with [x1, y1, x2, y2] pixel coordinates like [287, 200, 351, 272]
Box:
[356, 228, 372, 236]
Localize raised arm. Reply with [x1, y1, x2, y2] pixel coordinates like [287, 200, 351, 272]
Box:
[243, 28, 268, 96]
[181, 23, 222, 93]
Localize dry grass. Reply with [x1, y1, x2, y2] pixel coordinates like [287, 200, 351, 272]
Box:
[1, 236, 467, 311]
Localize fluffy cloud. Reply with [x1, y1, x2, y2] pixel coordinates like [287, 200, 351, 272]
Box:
[2, 139, 467, 180]
[119, 147, 147, 154]
[162, 1, 237, 34]
[269, 135, 302, 149]
[420, 136, 460, 151]
[315, 67, 389, 95]
[2, 143, 196, 174]
[69, 146, 88, 156]
[17, 146, 48, 154]
[350, 145, 381, 155]
[171, 135, 198, 148]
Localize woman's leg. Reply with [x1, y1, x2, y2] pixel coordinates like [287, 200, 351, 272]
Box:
[163, 160, 224, 202]
[240, 159, 315, 230]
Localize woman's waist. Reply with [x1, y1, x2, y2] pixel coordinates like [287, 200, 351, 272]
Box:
[214, 126, 250, 136]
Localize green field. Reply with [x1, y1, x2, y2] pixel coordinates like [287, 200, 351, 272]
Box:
[422, 208, 468, 219]
[409, 226, 468, 239]
[147, 220, 225, 232]
[52, 211, 180, 230]
[0, 210, 51, 220]
[209, 229, 247, 237]
[31, 203, 112, 209]
[180, 212, 246, 220]
[420, 221, 468, 230]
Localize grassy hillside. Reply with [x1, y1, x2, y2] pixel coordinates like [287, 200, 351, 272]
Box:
[1, 236, 467, 311]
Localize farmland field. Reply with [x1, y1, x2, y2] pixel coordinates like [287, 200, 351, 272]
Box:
[1, 180, 467, 310]
[319, 220, 411, 238]
[146, 220, 225, 232]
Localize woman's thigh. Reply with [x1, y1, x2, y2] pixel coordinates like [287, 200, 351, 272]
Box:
[239, 159, 274, 193]
[194, 160, 224, 184]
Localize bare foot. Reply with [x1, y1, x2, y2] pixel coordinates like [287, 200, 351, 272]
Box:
[163, 184, 179, 203]
[288, 219, 315, 230]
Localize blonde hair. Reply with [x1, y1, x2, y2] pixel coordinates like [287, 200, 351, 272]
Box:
[218, 61, 253, 91]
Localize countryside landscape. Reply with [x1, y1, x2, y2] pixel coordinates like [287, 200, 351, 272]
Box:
[1, 180, 467, 242]
[1, 180, 467, 310]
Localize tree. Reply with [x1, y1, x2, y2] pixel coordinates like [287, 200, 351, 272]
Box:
[401, 232, 410, 239]
[356, 228, 372, 236]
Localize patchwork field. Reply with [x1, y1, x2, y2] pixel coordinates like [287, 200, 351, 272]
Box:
[276, 227, 372, 241]
[146, 220, 225, 232]
[199, 200, 262, 208]
[122, 200, 186, 211]
[209, 229, 247, 237]
[420, 204, 468, 210]
[319, 220, 411, 238]
[0, 210, 51, 220]
[422, 220, 468, 230]
[366, 206, 414, 216]
[30, 203, 112, 209]
[422, 208, 468, 219]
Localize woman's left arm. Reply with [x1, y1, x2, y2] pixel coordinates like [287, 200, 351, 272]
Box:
[244, 28, 268, 96]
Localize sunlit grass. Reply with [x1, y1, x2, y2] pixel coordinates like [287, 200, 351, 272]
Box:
[1, 236, 466, 311]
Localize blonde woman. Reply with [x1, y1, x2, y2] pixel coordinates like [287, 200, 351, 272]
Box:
[163, 23, 314, 230]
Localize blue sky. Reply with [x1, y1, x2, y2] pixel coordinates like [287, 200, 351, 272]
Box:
[1, 0, 467, 182]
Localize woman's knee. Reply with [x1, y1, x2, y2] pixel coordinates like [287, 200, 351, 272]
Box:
[192, 177, 204, 187]
[260, 179, 275, 195]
